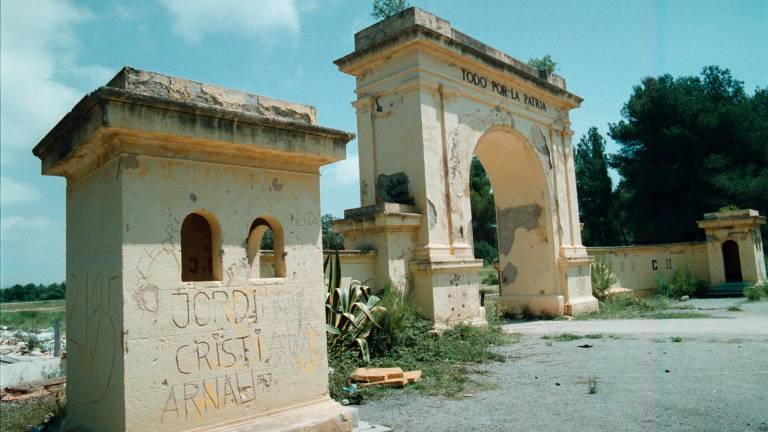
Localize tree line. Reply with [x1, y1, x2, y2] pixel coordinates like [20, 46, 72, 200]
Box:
[0, 283, 65, 303]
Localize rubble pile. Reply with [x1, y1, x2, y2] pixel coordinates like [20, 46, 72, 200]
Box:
[0, 326, 65, 357]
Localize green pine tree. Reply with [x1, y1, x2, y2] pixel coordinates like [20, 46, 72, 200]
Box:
[575, 127, 625, 246]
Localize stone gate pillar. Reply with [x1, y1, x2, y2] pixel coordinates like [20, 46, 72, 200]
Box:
[334, 8, 597, 321]
[33, 68, 354, 432]
[697, 209, 767, 287]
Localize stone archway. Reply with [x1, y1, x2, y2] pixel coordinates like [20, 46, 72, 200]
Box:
[334, 8, 599, 322]
[470, 126, 560, 313]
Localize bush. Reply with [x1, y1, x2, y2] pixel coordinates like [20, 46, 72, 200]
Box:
[757, 281, 768, 296]
[481, 270, 499, 286]
[367, 284, 420, 355]
[744, 284, 764, 301]
[333, 284, 513, 398]
[591, 256, 617, 301]
[654, 266, 708, 298]
[474, 241, 498, 265]
[325, 251, 385, 362]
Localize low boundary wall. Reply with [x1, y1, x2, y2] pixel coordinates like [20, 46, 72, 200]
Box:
[587, 242, 710, 291]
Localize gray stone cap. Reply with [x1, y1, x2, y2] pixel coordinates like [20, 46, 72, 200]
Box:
[109, 67, 318, 124]
[33, 67, 355, 160]
[343, 202, 420, 220]
[702, 209, 761, 220]
[698, 209, 765, 228]
[335, 7, 581, 104]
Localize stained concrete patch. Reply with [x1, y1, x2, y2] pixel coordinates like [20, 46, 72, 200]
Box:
[497, 203, 542, 254]
[530, 125, 552, 169]
[376, 172, 413, 204]
[122, 154, 140, 170]
[428, 200, 438, 229]
[501, 262, 518, 283]
[271, 177, 284, 191]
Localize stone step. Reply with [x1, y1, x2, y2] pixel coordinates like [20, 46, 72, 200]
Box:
[707, 282, 747, 296]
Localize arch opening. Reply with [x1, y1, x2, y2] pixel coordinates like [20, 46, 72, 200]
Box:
[469, 127, 556, 304]
[722, 240, 742, 283]
[181, 212, 222, 282]
[247, 217, 286, 278]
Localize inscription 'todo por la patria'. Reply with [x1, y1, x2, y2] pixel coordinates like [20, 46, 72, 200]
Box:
[460, 68, 547, 112]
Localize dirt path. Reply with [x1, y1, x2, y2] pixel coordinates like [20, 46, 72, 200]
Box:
[357, 299, 768, 431]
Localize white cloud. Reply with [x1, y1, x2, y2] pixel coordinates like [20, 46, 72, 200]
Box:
[1, 177, 41, 206]
[0, 0, 107, 163]
[1, 215, 51, 233]
[321, 155, 360, 187]
[160, 0, 300, 43]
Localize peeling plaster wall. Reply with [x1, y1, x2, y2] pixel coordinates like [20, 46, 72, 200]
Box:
[119, 155, 329, 431]
[587, 243, 710, 291]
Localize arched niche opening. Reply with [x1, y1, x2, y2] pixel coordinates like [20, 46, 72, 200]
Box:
[181, 211, 222, 282]
[470, 126, 556, 300]
[722, 240, 743, 283]
[247, 216, 286, 278]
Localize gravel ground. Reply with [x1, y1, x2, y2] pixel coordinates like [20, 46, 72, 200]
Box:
[358, 298, 768, 432]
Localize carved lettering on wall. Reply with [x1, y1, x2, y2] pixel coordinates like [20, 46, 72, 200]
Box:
[460, 68, 548, 112]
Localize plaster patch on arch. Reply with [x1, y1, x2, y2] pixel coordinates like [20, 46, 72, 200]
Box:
[501, 262, 518, 284]
[497, 203, 543, 255]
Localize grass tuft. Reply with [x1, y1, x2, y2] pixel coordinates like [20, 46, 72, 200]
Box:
[727, 305, 743, 312]
[577, 295, 708, 320]
[541, 333, 582, 342]
[586, 375, 599, 394]
[671, 336, 683, 343]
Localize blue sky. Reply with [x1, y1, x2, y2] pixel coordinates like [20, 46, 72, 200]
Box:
[1, 0, 766, 286]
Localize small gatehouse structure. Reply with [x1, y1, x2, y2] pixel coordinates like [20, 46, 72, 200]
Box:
[33, 68, 355, 432]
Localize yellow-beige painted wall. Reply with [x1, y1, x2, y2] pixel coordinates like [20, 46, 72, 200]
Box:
[119, 154, 331, 431]
[587, 242, 710, 292]
[260, 251, 378, 287]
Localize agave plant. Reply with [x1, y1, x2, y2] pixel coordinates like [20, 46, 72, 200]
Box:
[324, 250, 385, 362]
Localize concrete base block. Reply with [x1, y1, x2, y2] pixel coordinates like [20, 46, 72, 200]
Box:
[203, 399, 353, 432]
[564, 296, 599, 315]
[411, 258, 487, 326]
[354, 421, 392, 432]
[498, 294, 564, 317]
